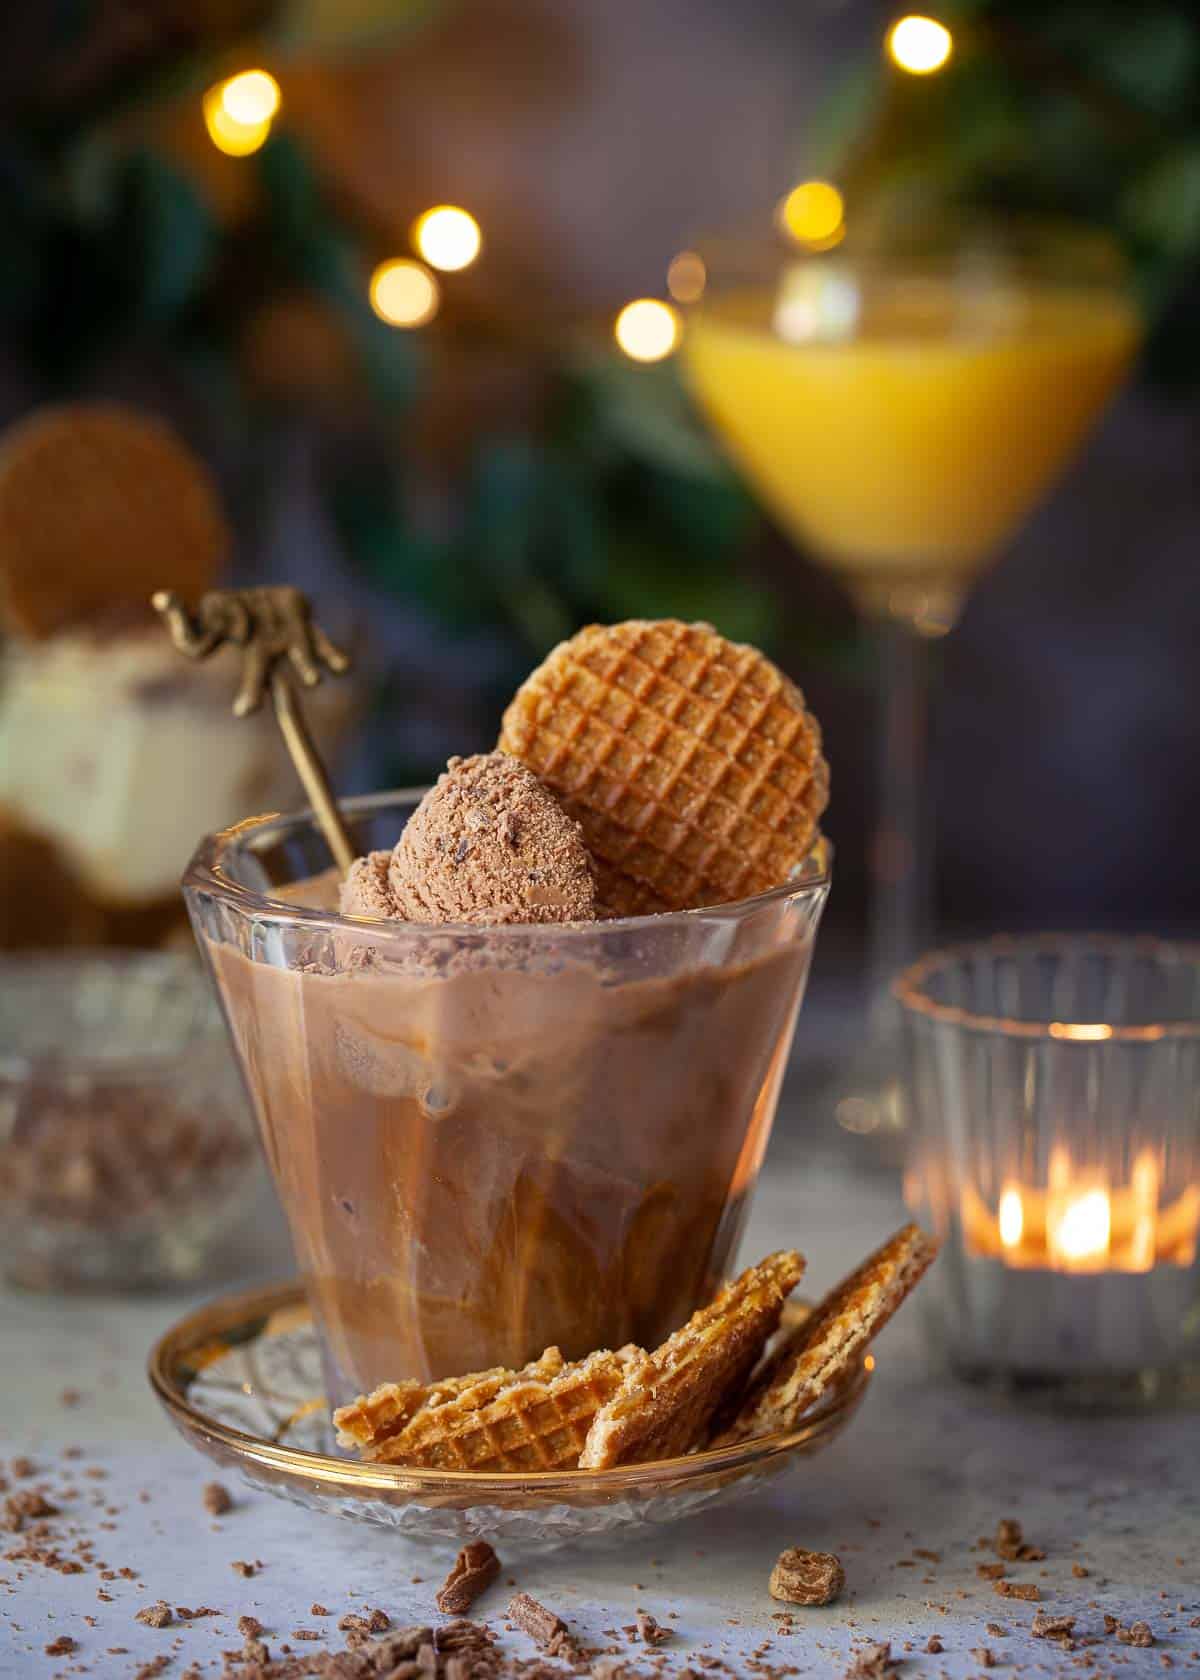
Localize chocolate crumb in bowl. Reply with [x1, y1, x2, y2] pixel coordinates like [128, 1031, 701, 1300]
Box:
[769, 1547, 846, 1607]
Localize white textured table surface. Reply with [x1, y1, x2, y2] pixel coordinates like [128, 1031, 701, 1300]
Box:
[2, 1134, 1197, 1680]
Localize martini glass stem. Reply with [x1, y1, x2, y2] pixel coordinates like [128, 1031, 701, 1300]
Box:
[866, 611, 939, 1036]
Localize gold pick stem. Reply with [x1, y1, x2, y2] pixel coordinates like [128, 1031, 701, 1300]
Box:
[270, 668, 356, 877]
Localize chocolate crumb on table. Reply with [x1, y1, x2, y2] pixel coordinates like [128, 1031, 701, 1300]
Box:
[1031, 1612, 1077, 1642]
[436, 1540, 502, 1615]
[135, 1600, 173, 1627]
[769, 1547, 846, 1607]
[971, 1647, 997, 1667]
[202, 1480, 233, 1516]
[994, 1580, 1040, 1602]
[237, 1614, 264, 1638]
[845, 1639, 901, 1678]
[993, 1519, 1045, 1563]
[44, 1634, 77, 1655]
[924, 1635, 944, 1654]
[635, 1611, 673, 1645]
[1117, 1621, 1157, 1646]
[508, 1591, 569, 1650]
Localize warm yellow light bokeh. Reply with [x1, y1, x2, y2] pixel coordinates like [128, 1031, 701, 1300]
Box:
[221, 70, 282, 125]
[203, 70, 281, 157]
[370, 259, 440, 328]
[412, 206, 482, 272]
[667, 250, 707, 304]
[779, 181, 845, 249]
[887, 15, 953, 74]
[614, 299, 681, 363]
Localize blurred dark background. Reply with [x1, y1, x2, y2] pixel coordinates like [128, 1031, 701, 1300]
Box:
[2, 0, 1200, 951]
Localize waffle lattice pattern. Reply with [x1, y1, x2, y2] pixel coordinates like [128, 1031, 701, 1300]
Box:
[371, 1349, 638, 1473]
[578, 1250, 804, 1469]
[499, 620, 829, 913]
[333, 1349, 566, 1457]
[716, 1224, 938, 1445]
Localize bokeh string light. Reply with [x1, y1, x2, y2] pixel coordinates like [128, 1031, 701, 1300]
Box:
[887, 14, 954, 74]
[370, 259, 440, 328]
[666, 250, 707, 304]
[412, 206, 483, 272]
[778, 180, 846, 250]
[203, 69, 281, 157]
[614, 298, 681, 363]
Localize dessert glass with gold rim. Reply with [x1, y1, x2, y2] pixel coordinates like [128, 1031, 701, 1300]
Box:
[183, 790, 830, 1415]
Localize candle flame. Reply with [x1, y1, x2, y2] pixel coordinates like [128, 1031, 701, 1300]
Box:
[1052, 1187, 1111, 1265]
[962, 1148, 1195, 1273]
[998, 1185, 1024, 1249]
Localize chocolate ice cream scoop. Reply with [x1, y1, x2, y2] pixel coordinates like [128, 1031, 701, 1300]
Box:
[341, 753, 597, 926]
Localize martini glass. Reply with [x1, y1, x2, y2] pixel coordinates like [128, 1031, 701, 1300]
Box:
[683, 213, 1141, 1135]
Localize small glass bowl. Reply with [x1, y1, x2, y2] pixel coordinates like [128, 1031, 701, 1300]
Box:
[148, 1281, 870, 1549]
[0, 951, 258, 1291]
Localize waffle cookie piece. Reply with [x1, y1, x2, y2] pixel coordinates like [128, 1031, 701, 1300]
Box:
[356, 1346, 644, 1473]
[0, 404, 227, 640]
[714, 1224, 938, 1446]
[498, 620, 829, 914]
[578, 1250, 804, 1469]
[333, 1348, 565, 1458]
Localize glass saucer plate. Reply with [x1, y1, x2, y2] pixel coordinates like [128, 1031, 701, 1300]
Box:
[148, 1282, 870, 1548]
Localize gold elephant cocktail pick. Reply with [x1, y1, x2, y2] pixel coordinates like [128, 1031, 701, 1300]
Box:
[152, 585, 356, 876]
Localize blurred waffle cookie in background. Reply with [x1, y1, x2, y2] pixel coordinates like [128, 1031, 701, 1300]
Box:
[0, 403, 356, 950]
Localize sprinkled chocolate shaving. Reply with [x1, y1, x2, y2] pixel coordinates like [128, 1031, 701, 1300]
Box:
[508, 1592, 568, 1651]
[436, 1541, 501, 1616]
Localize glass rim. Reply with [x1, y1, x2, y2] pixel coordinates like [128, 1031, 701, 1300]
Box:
[182, 787, 832, 940]
[893, 932, 1200, 1042]
[688, 209, 1133, 280]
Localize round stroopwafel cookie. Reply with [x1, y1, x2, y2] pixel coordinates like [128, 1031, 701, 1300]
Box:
[498, 619, 829, 914]
[0, 404, 228, 640]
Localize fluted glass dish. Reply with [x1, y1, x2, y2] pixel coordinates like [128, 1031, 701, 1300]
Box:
[182, 791, 830, 1414]
[897, 935, 1200, 1405]
[149, 1281, 868, 1547]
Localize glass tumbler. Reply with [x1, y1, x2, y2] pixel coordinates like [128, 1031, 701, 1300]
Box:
[184, 791, 829, 1412]
[0, 951, 257, 1290]
[897, 935, 1200, 1405]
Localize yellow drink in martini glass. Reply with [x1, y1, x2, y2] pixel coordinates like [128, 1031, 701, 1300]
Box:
[684, 219, 1141, 1126]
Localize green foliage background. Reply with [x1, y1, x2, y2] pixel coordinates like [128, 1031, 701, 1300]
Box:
[2, 0, 1197, 784]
